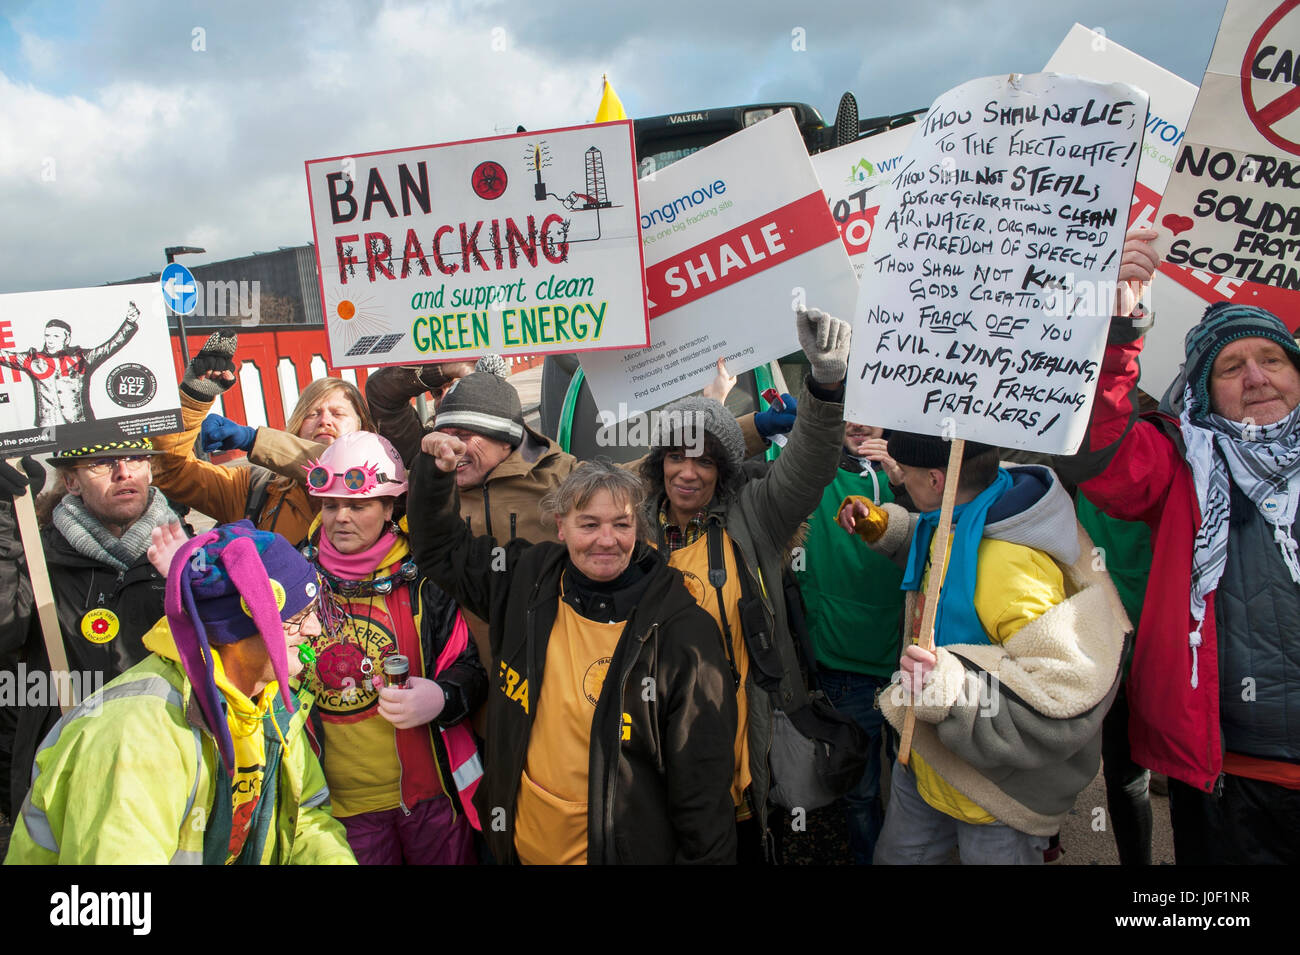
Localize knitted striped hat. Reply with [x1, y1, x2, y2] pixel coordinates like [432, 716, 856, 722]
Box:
[1185, 302, 1300, 417]
[433, 371, 524, 447]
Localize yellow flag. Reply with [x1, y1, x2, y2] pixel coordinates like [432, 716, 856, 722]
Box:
[595, 75, 627, 123]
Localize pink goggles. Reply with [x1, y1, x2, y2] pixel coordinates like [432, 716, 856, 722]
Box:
[304, 460, 402, 495]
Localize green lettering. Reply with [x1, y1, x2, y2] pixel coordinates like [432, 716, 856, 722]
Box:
[501, 309, 520, 347]
[472, 311, 490, 348]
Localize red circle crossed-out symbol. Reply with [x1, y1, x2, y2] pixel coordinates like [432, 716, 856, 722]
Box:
[1242, 0, 1300, 156]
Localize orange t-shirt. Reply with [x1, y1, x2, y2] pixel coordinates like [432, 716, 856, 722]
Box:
[514, 600, 625, 865]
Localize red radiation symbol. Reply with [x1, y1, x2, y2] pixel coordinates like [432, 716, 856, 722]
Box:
[1242, 0, 1300, 156]
[472, 161, 508, 200]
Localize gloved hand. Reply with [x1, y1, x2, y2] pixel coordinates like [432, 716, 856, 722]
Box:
[795, 306, 852, 386]
[837, 496, 889, 542]
[201, 414, 256, 453]
[0, 456, 46, 501]
[754, 394, 797, 439]
[372, 675, 446, 729]
[181, 331, 239, 401]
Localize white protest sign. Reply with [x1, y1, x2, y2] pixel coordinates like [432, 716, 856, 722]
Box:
[811, 126, 917, 279]
[1050, 22, 1300, 397]
[578, 109, 858, 418]
[0, 283, 181, 455]
[305, 122, 647, 368]
[1156, 2, 1300, 301]
[845, 73, 1147, 454]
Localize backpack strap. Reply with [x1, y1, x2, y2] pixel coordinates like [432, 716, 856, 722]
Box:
[705, 518, 741, 690]
[244, 466, 275, 528]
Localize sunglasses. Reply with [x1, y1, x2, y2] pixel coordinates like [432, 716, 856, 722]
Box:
[304, 461, 399, 495]
[77, 455, 152, 477]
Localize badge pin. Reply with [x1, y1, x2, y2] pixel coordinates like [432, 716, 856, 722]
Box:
[81, 608, 121, 644]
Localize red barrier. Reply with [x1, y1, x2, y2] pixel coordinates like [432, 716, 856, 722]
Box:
[168, 327, 543, 433]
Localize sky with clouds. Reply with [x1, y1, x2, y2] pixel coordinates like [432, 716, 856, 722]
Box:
[0, 0, 1227, 294]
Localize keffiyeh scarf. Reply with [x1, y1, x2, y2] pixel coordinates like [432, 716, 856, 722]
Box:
[1181, 386, 1300, 686]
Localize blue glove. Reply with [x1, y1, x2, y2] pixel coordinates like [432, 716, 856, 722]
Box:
[754, 394, 797, 439]
[201, 414, 256, 453]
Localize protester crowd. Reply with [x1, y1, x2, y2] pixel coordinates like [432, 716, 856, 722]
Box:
[1, 221, 1297, 867]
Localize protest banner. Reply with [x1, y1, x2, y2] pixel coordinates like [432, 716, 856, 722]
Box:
[305, 122, 647, 369]
[0, 284, 181, 455]
[1156, 2, 1300, 298]
[579, 109, 857, 419]
[1052, 23, 1300, 396]
[811, 125, 917, 279]
[844, 72, 1147, 454]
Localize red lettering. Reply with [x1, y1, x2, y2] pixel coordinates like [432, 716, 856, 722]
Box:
[364, 232, 395, 281]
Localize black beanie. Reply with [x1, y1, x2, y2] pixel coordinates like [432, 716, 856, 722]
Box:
[886, 431, 995, 469]
[433, 371, 524, 447]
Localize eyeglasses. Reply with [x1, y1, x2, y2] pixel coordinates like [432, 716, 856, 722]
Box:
[304, 461, 400, 495]
[283, 601, 320, 636]
[77, 455, 152, 477]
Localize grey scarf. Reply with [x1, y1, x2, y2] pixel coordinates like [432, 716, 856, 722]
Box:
[52, 487, 176, 572]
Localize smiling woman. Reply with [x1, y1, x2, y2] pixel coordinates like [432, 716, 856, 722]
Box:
[408, 446, 739, 865]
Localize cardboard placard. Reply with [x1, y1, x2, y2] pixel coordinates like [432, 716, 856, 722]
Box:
[844, 73, 1147, 454]
[811, 126, 918, 279]
[305, 122, 648, 368]
[0, 284, 181, 455]
[579, 110, 858, 418]
[1156, 1, 1300, 295]
[1049, 21, 1300, 397]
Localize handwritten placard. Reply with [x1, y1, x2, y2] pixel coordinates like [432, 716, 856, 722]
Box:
[844, 73, 1147, 454]
[1156, 0, 1300, 294]
[305, 122, 647, 369]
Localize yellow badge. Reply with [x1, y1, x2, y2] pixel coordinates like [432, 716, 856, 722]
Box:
[81, 608, 120, 644]
[240, 579, 286, 617]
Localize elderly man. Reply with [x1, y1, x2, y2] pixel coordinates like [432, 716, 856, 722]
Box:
[4, 438, 179, 819]
[1077, 226, 1300, 863]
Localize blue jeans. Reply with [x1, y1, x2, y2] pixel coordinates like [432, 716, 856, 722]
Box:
[818, 668, 890, 865]
[874, 761, 1048, 865]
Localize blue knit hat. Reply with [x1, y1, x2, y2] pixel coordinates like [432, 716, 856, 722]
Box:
[164, 521, 319, 773]
[1184, 303, 1300, 417]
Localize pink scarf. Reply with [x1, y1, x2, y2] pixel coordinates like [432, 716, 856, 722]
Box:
[318, 529, 399, 579]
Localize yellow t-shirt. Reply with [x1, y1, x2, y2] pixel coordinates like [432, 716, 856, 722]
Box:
[911, 535, 1066, 824]
[663, 533, 752, 813]
[514, 600, 624, 865]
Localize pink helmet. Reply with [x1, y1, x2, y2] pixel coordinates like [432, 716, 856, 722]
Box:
[304, 431, 408, 498]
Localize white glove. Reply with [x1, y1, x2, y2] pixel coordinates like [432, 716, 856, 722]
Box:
[795, 307, 851, 386]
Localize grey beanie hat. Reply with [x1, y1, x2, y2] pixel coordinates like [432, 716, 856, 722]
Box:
[434, 371, 524, 447]
[651, 396, 745, 468]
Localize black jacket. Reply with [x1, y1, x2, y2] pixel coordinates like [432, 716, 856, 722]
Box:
[408, 455, 738, 864]
[6, 522, 166, 817]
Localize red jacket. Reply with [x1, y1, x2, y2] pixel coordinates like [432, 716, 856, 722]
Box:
[1078, 337, 1221, 792]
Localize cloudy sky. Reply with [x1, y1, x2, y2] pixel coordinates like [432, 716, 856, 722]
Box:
[1, 0, 1226, 293]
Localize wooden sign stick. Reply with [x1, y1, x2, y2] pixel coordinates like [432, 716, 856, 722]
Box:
[898, 437, 964, 766]
[8, 459, 73, 714]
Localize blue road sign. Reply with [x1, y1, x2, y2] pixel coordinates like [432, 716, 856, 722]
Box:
[161, 262, 199, 316]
